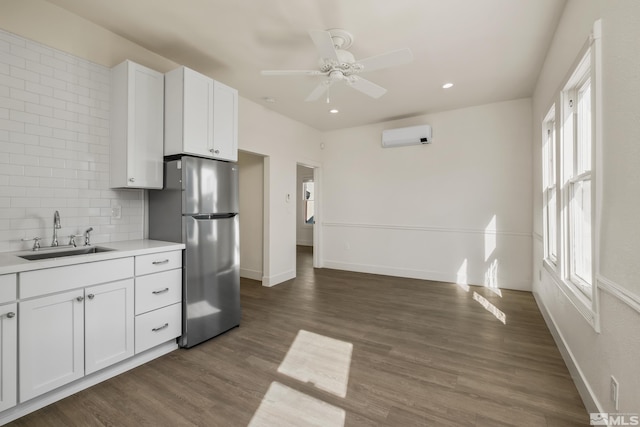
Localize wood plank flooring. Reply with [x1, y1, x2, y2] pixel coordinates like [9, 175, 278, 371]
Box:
[10, 246, 588, 426]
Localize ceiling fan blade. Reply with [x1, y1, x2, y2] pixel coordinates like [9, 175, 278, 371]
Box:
[261, 70, 323, 76]
[357, 48, 413, 73]
[347, 76, 387, 99]
[305, 80, 333, 102]
[308, 30, 339, 61]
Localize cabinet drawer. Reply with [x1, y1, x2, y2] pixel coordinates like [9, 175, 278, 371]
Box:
[135, 269, 182, 315]
[135, 302, 181, 354]
[135, 250, 182, 276]
[0, 274, 17, 304]
[20, 258, 134, 299]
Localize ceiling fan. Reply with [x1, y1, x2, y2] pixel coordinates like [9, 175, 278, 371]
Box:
[261, 29, 413, 102]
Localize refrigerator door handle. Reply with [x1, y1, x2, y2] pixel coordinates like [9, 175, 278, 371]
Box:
[192, 213, 237, 220]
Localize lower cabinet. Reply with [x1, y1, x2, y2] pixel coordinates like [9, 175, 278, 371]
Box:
[19, 290, 85, 402]
[19, 279, 134, 401]
[85, 279, 134, 374]
[0, 303, 17, 412]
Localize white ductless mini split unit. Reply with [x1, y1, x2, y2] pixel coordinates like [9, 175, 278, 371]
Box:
[381, 124, 432, 148]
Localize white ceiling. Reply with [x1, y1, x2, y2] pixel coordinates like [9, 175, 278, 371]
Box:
[45, 0, 566, 131]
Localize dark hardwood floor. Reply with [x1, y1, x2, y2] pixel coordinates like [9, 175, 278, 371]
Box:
[10, 246, 588, 426]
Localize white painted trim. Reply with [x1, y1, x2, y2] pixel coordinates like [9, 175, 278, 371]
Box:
[597, 274, 640, 314]
[240, 268, 263, 281]
[0, 341, 177, 425]
[262, 269, 295, 287]
[323, 260, 531, 291]
[543, 260, 598, 330]
[532, 291, 602, 414]
[322, 222, 531, 237]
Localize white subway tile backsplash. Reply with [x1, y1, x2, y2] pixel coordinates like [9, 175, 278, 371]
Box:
[25, 81, 54, 97]
[10, 87, 39, 103]
[25, 59, 53, 77]
[0, 29, 144, 251]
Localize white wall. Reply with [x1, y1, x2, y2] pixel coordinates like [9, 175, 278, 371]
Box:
[322, 98, 532, 290]
[296, 164, 314, 246]
[238, 151, 264, 281]
[238, 99, 323, 286]
[0, 29, 145, 251]
[532, 0, 640, 414]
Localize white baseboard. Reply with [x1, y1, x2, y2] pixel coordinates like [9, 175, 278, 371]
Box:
[323, 260, 531, 291]
[0, 341, 178, 425]
[533, 291, 602, 414]
[240, 268, 263, 281]
[262, 269, 295, 287]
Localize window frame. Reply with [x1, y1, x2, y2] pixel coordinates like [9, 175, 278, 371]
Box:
[541, 21, 602, 331]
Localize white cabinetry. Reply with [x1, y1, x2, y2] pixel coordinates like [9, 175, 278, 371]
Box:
[19, 290, 85, 402]
[134, 250, 182, 354]
[19, 258, 134, 401]
[165, 66, 238, 162]
[85, 279, 134, 374]
[110, 60, 164, 189]
[212, 80, 238, 162]
[0, 274, 17, 412]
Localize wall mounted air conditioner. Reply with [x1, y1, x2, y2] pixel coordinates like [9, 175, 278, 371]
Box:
[381, 124, 432, 148]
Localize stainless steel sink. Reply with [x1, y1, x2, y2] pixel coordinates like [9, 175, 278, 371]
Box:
[18, 246, 114, 261]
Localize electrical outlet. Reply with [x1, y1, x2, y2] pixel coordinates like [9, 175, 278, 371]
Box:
[610, 376, 619, 410]
[111, 205, 122, 219]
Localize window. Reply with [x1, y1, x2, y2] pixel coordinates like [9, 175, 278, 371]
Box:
[302, 181, 315, 225]
[541, 21, 601, 329]
[561, 51, 593, 296]
[542, 107, 557, 264]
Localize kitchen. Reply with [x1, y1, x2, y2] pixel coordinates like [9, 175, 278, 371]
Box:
[1, 0, 640, 425]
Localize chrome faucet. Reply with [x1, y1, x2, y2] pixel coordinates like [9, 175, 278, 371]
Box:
[84, 227, 93, 246]
[52, 210, 61, 247]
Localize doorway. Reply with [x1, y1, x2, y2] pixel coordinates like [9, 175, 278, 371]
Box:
[296, 164, 316, 273]
[237, 151, 265, 282]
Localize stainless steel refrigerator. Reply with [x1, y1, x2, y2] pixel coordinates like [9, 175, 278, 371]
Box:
[148, 156, 240, 348]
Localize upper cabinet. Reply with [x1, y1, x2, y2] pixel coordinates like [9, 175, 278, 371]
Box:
[212, 80, 238, 162]
[110, 60, 164, 189]
[165, 66, 238, 162]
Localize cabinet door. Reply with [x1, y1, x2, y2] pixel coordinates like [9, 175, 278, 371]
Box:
[85, 279, 134, 375]
[212, 80, 238, 162]
[20, 290, 84, 402]
[183, 67, 214, 157]
[0, 303, 17, 412]
[127, 63, 164, 188]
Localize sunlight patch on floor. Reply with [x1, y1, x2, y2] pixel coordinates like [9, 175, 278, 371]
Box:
[278, 330, 353, 398]
[248, 382, 346, 427]
[472, 291, 506, 324]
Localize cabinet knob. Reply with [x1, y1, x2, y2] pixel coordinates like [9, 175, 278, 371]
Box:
[88, 294, 95, 300]
[129, 177, 135, 182]
[209, 149, 220, 155]
[76, 296, 84, 302]
[6, 312, 15, 319]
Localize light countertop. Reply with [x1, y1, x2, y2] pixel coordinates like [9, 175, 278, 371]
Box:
[0, 239, 185, 276]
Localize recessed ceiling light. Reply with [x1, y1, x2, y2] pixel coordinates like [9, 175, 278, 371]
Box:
[262, 97, 276, 103]
[442, 83, 454, 89]
[329, 108, 339, 114]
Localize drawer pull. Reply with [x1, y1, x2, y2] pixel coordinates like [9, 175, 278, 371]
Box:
[6, 312, 15, 319]
[152, 259, 170, 265]
[152, 288, 170, 295]
[152, 323, 169, 332]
